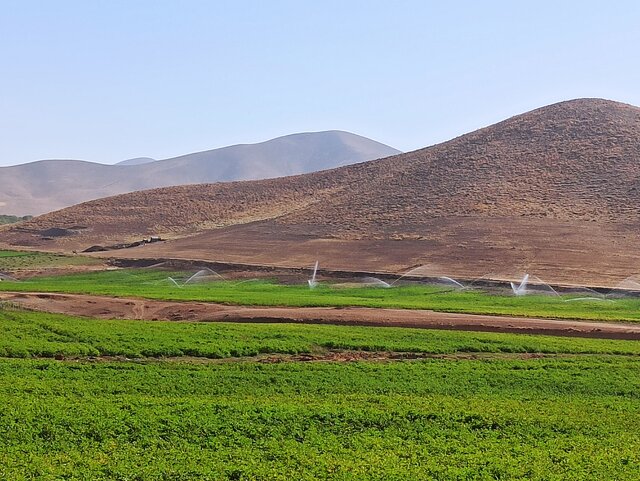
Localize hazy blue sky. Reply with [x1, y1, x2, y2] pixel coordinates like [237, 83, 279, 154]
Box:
[1, 0, 639, 166]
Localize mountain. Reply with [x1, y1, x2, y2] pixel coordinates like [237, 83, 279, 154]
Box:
[116, 157, 156, 166]
[0, 131, 400, 216]
[3, 99, 640, 286]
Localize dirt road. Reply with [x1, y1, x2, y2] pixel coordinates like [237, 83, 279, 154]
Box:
[3, 291, 640, 340]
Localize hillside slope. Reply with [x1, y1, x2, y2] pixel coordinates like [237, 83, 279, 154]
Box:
[0, 131, 399, 216]
[4, 99, 640, 285]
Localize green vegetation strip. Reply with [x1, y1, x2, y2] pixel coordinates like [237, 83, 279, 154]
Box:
[2, 308, 640, 359]
[0, 250, 99, 270]
[1, 355, 639, 479]
[0, 215, 31, 225]
[2, 268, 640, 322]
[0, 250, 32, 258]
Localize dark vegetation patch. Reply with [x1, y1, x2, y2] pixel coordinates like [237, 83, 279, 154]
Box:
[0, 214, 32, 225]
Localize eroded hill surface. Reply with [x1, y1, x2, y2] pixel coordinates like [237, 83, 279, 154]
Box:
[3, 99, 640, 285]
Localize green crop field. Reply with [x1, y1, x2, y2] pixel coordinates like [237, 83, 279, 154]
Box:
[1, 308, 639, 480]
[0, 250, 32, 258]
[2, 268, 640, 322]
[3, 308, 640, 359]
[0, 250, 100, 271]
[2, 263, 640, 478]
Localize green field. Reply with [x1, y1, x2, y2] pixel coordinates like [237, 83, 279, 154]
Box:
[1, 308, 639, 480]
[3, 308, 640, 359]
[2, 262, 640, 479]
[2, 268, 639, 322]
[0, 250, 32, 257]
[0, 250, 100, 271]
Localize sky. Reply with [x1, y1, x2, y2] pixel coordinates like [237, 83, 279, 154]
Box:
[1, 0, 639, 166]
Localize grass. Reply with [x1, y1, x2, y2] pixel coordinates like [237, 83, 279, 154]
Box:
[3, 308, 640, 359]
[0, 250, 100, 271]
[0, 250, 32, 258]
[2, 309, 640, 479]
[1, 355, 639, 479]
[2, 268, 640, 322]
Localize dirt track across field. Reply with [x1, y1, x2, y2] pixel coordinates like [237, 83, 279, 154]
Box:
[3, 291, 640, 340]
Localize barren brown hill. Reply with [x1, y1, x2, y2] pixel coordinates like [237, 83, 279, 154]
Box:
[4, 99, 640, 286]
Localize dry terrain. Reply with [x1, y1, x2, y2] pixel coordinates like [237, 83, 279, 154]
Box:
[0, 131, 399, 216]
[3, 98, 640, 286]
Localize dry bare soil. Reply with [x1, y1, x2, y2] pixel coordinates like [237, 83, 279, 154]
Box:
[3, 98, 640, 286]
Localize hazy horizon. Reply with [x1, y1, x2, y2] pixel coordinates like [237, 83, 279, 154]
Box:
[1, 0, 639, 166]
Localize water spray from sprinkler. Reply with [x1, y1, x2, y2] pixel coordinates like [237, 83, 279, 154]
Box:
[510, 274, 529, 296]
[308, 261, 319, 289]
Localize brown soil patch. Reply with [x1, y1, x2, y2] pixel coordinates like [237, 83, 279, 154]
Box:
[3, 291, 640, 340]
[32, 351, 553, 364]
[96, 217, 640, 288]
[9, 264, 110, 280]
[255, 351, 550, 363]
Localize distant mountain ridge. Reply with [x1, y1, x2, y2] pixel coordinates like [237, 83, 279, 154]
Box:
[116, 157, 156, 166]
[0, 130, 400, 216]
